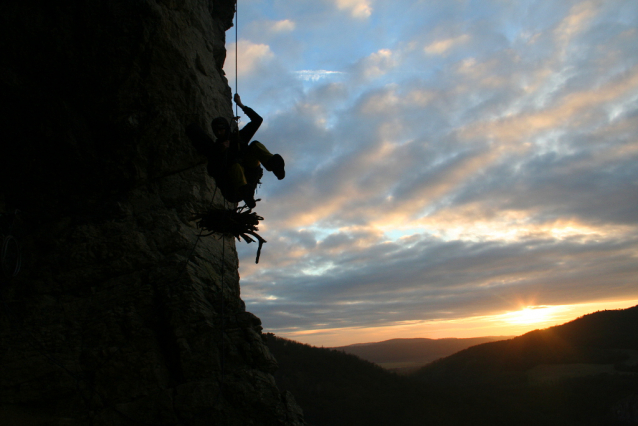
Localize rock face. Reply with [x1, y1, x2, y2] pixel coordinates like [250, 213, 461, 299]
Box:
[0, 1, 305, 424]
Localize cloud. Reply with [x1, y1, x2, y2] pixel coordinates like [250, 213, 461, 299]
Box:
[359, 86, 400, 114]
[244, 19, 297, 37]
[270, 19, 296, 33]
[242, 230, 638, 335]
[351, 49, 397, 81]
[424, 34, 470, 55]
[229, 0, 638, 345]
[295, 70, 345, 82]
[333, 0, 372, 19]
[554, 0, 599, 56]
[224, 40, 274, 78]
[457, 65, 638, 146]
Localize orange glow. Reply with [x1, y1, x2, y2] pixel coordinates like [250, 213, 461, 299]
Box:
[496, 305, 567, 326]
[273, 299, 638, 347]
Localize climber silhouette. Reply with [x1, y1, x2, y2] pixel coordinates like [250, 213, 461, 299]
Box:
[186, 94, 285, 208]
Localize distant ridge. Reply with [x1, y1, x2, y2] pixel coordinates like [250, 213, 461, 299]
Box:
[414, 305, 638, 384]
[332, 336, 512, 372]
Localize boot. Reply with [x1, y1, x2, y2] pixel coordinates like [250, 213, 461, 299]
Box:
[266, 154, 285, 180]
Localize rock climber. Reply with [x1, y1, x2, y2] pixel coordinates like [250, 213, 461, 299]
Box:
[187, 94, 285, 208]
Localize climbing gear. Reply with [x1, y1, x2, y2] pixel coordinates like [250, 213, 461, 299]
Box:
[191, 204, 266, 264]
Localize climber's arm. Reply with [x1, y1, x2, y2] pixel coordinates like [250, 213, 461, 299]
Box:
[235, 94, 263, 145]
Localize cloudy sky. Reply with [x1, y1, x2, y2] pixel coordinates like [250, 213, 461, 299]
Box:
[222, 0, 638, 347]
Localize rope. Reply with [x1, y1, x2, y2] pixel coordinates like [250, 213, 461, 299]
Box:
[221, 216, 226, 378]
[234, 0, 239, 120]
[177, 178, 228, 378]
[221, 0, 240, 377]
[175, 0, 241, 395]
[177, 182, 219, 274]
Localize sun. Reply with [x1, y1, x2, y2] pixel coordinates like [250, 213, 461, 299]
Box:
[502, 306, 555, 325]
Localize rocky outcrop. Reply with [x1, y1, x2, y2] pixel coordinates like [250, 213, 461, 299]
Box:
[613, 395, 638, 424]
[0, 1, 304, 424]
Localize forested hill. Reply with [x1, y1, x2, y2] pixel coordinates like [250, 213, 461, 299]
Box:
[265, 334, 443, 426]
[414, 305, 638, 384]
[333, 336, 510, 371]
[267, 306, 638, 425]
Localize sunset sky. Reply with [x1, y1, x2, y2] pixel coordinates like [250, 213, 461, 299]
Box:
[223, 0, 638, 347]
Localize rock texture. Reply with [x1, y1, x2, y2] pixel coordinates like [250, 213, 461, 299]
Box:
[0, 1, 304, 424]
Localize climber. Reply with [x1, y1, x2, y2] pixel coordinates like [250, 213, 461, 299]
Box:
[186, 94, 285, 208]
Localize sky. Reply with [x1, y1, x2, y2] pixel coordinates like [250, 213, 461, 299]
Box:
[221, 0, 638, 347]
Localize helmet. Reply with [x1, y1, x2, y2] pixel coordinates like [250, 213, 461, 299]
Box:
[211, 116, 230, 135]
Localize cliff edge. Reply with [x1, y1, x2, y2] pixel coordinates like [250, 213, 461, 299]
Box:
[0, 1, 304, 424]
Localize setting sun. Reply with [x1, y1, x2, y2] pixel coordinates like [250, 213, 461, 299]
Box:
[500, 306, 559, 325]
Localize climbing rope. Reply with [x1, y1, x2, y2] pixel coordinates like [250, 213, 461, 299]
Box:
[234, 0, 239, 120]
[181, 0, 266, 389]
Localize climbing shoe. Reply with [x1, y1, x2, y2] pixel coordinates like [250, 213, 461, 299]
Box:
[267, 154, 285, 180]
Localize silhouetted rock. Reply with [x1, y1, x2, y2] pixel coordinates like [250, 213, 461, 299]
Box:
[0, 1, 304, 424]
[613, 395, 638, 424]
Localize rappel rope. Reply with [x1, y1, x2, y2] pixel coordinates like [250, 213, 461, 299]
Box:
[179, 0, 268, 383]
[222, 0, 237, 380]
[235, 0, 239, 121]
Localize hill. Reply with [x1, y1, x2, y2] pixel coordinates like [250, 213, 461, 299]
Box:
[333, 336, 511, 373]
[412, 306, 638, 425]
[414, 305, 638, 385]
[267, 306, 638, 425]
[264, 334, 442, 426]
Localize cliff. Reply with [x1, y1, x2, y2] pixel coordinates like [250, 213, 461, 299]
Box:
[0, 1, 304, 424]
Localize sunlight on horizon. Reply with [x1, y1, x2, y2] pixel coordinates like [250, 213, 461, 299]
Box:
[496, 305, 569, 326]
[274, 299, 638, 347]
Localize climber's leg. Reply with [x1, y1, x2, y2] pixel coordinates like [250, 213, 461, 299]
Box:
[246, 141, 285, 180]
[229, 163, 247, 190]
[228, 163, 256, 208]
[243, 141, 271, 167]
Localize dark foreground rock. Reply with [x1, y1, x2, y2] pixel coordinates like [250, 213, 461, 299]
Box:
[0, 1, 304, 424]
